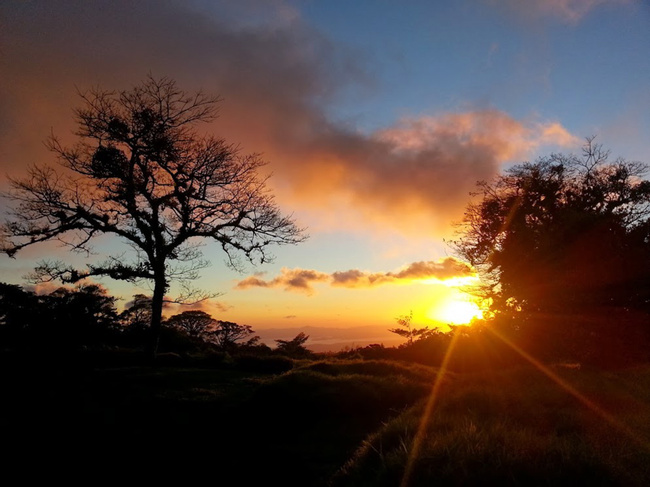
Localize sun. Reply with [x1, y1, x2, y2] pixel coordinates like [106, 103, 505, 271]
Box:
[434, 299, 483, 325]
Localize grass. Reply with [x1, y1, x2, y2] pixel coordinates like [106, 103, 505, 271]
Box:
[2, 353, 649, 485]
[333, 365, 650, 486]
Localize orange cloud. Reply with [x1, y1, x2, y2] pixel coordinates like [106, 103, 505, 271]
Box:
[235, 257, 476, 293]
[0, 1, 580, 240]
[377, 111, 579, 161]
[287, 110, 578, 235]
[236, 268, 330, 294]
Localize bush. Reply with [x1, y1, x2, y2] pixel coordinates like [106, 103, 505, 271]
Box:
[233, 353, 295, 374]
[299, 359, 438, 383]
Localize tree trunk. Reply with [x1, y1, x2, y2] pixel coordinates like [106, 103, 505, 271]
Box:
[148, 272, 167, 359]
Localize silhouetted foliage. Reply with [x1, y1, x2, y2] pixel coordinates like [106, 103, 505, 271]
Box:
[45, 283, 118, 331]
[0, 282, 119, 350]
[119, 294, 154, 331]
[165, 310, 217, 339]
[452, 138, 650, 363]
[0, 283, 39, 344]
[233, 353, 294, 373]
[2, 76, 306, 355]
[388, 311, 434, 345]
[336, 343, 393, 361]
[275, 332, 312, 357]
[209, 320, 255, 350]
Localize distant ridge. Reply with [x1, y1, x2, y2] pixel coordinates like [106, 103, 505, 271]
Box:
[254, 325, 404, 352]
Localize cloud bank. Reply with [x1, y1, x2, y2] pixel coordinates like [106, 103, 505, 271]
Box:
[1, 0, 579, 238]
[235, 257, 476, 294]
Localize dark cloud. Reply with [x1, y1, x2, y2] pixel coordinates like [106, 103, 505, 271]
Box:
[236, 268, 329, 294]
[184, 300, 233, 314]
[235, 257, 477, 294]
[393, 258, 475, 280]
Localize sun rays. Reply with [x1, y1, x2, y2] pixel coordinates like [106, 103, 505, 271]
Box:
[434, 299, 483, 325]
[399, 324, 650, 487]
[400, 329, 461, 487]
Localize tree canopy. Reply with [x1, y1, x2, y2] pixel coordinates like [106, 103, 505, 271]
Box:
[0, 282, 118, 349]
[165, 310, 217, 339]
[452, 139, 650, 361]
[1, 76, 306, 353]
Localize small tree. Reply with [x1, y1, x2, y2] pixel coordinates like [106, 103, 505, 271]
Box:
[119, 294, 154, 331]
[389, 311, 433, 346]
[210, 320, 255, 350]
[1, 76, 306, 354]
[165, 310, 217, 339]
[275, 331, 310, 357]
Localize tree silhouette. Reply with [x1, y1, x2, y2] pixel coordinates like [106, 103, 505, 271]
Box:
[275, 332, 311, 357]
[0, 283, 39, 344]
[46, 283, 118, 328]
[119, 294, 154, 331]
[43, 283, 118, 347]
[165, 310, 216, 339]
[0, 282, 118, 349]
[1, 76, 306, 354]
[209, 320, 255, 350]
[452, 138, 650, 360]
[388, 311, 433, 345]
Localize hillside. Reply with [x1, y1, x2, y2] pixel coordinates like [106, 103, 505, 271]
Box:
[3, 354, 649, 485]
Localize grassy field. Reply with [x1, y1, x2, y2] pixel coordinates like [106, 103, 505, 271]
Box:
[2, 354, 650, 485]
[334, 365, 650, 486]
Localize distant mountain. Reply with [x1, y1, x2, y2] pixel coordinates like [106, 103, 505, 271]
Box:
[254, 325, 404, 352]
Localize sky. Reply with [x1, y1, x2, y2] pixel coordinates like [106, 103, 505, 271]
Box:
[1, 0, 649, 337]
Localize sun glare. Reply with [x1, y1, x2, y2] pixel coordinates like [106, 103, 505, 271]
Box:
[435, 299, 483, 325]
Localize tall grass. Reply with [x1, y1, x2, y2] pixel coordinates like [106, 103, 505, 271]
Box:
[298, 359, 442, 383]
[333, 365, 650, 486]
[229, 360, 443, 485]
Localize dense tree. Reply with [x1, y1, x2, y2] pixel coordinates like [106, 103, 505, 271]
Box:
[119, 294, 154, 331]
[1, 76, 306, 354]
[42, 283, 119, 347]
[452, 139, 650, 361]
[0, 282, 118, 349]
[165, 310, 217, 339]
[45, 283, 118, 330]
[0, 283, 39, 338]
[209, 320, 255, 350]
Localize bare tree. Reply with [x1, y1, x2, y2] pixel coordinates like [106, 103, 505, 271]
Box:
[1, 76, 306, 354]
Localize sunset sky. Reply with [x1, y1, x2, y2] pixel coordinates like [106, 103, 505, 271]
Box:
[1, 0, 649, 336]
